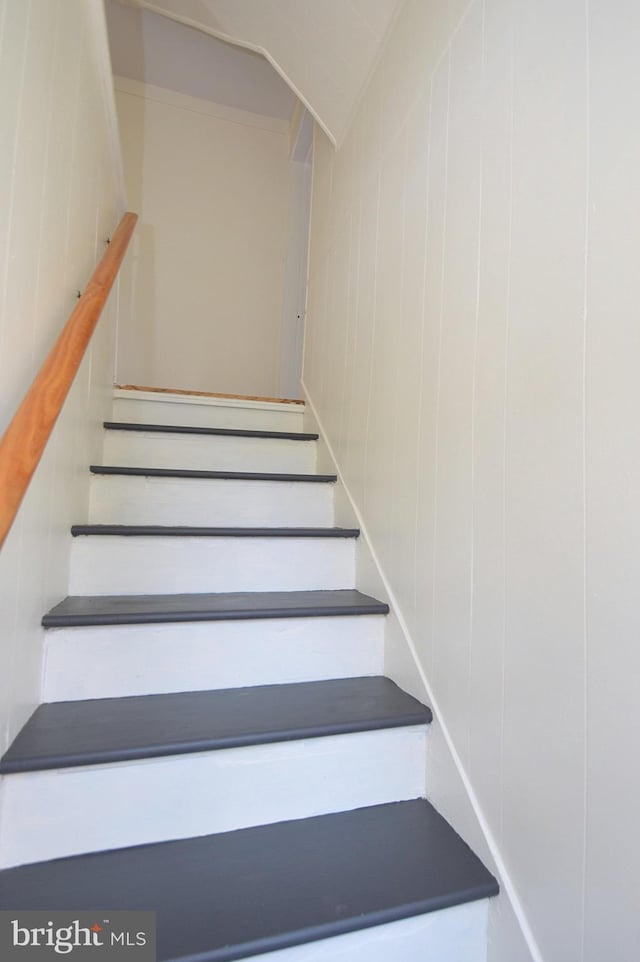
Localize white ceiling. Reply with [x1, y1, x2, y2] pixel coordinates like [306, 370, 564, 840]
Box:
[104, 0, 297, 121]
[109, 0, 405, 144]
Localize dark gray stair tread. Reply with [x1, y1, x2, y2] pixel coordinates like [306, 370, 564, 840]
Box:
[105, 420, 319, 441]
[0, 677, 431, 774]
[0, 800, 498, 961]
[70, 525, 359, 538]
[91, 465, 337, 482]
[89, 464, 338, 484]
[42, 588, 390, 627]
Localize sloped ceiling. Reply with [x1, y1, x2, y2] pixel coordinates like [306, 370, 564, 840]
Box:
[105, 0, 296, 120]
[115, 0, 405, 144]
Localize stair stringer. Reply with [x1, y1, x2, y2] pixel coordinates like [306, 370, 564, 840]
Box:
[301, 384, 541, 962]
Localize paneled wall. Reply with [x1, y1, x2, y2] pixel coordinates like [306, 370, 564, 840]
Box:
[114, 78, 291, 398]
[304, 0, 640, 959]
[0, 0, 123, 753]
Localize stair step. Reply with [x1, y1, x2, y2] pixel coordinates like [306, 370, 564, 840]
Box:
[112, 391, 305, 432]
[0, 727, 426, 867]
[71, 525, 358, 538]
[42, 589, 389, 627]
[0, 801, 499, 961]
[69, 532, 356, 595]
[0, 678, 431, 774]
[88, 472, 335, 527]
[90, 465, 336, 483]
[42, 618, 386, 703]
[103, 422, 318, 473]
[105, 420, 319, 441]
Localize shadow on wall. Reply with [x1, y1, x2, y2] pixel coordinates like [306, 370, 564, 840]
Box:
[105, 0, 157, 386]
[118, 222, 157, 385]
[105, 0, 147, 203]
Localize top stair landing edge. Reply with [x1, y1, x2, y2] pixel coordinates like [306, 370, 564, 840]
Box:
[111, 390, 306, 434]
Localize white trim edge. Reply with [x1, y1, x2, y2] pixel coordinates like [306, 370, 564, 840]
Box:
[301, 379, 545, 962]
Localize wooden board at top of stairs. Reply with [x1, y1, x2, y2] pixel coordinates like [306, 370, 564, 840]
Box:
[115, 384, 305, 405]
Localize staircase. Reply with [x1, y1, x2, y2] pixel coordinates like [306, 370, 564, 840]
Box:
[0, 389, 498, 961]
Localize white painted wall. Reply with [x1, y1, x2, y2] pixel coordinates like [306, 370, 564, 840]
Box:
[114, 78, 291, 398]
[0, 0, 124, 752]
[279, 160, 311, 401]
[303, 0, 640, 960]
[277, 108, 314, 401]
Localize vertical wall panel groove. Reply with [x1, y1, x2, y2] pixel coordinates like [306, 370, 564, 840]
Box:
[303, 0, 640, 957]
[0, 0, 122, 753]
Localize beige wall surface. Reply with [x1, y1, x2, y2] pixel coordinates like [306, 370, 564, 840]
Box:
[115, 79, 291, 398]
[0, 0, 124, 754]
[304, 0, 640, 959]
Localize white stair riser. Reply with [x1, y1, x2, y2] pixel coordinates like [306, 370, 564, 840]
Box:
[88, 475, 335, 527]
[43, 616, 385, 701]
[69, 537, 356, 595]
[251, 901, 488, 962]
[103, 431, 317, 474]
[0, 728, 427, 867]
[112, 397, 304, 433]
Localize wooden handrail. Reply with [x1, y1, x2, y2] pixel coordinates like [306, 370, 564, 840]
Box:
[0, 211, 138, 550]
